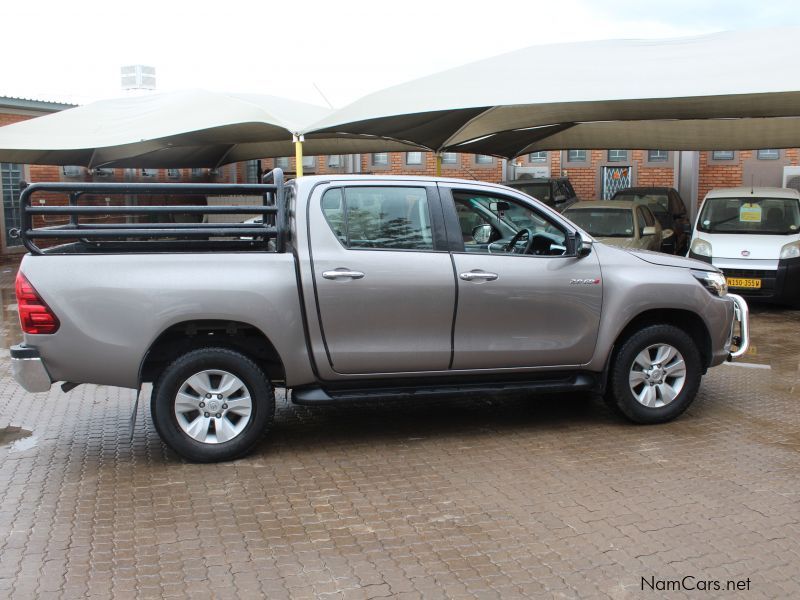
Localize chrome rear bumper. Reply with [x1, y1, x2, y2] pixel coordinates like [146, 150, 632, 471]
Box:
[728, 294, 750, 360]
[10, 344, 52, 393]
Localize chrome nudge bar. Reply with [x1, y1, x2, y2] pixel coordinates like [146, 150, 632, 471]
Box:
[728, 293, 750, 360]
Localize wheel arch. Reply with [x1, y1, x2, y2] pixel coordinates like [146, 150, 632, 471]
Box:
[611, 308, 712, 372]
[139, 320, 286, 387]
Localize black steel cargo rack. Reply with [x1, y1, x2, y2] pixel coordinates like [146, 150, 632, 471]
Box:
[16, 168, 287, 255]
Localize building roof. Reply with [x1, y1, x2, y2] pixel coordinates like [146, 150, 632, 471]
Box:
[0, 96, 76, 113]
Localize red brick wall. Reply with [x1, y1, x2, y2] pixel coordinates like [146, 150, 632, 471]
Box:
[698, 151, 747, 202]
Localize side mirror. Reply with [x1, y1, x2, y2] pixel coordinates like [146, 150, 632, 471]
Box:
[489, 201, 510, 213]
[661, 228, 675, 239]
[575, 232, 592, 258]
[472, 224, 494, 244]
[642, 226, 657, 236]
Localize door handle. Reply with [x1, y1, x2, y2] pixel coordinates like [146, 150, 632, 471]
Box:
[322, 269, 365, 280]
[459, 270, 498, 282]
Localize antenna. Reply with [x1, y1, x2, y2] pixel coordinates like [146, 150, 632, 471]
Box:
[751, 173, 754, 195]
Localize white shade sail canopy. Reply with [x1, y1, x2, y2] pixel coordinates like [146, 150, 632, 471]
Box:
[0, 89, 420, 167]
[307, 28, 800, 157]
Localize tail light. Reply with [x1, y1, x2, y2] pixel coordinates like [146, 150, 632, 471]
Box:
[15, 272, 60, 334]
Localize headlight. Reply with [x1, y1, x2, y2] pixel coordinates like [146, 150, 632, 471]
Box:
[692, 270, 727, 297]
[780, 241, 800, 260]
[690, 238, 712, 257]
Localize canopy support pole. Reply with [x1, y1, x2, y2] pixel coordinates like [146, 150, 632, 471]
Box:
[294, 134, 304, 177]
[435, 152, 442, 176]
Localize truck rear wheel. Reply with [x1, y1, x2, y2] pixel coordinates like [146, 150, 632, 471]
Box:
[607, 324, 702, 423]
[151, 347, 274, 462]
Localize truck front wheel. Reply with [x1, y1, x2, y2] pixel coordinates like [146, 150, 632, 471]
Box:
[607, 324, 702, 423]
[151, 347, 274, 462]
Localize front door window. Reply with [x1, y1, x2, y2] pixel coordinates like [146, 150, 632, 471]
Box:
[452, 191, 568, 255]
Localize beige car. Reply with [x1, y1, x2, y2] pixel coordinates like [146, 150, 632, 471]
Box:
[564, 200, 663, 251]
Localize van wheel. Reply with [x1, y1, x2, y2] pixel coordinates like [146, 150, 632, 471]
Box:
[151, 347, 274, 462]
[607, 325, 701, 423]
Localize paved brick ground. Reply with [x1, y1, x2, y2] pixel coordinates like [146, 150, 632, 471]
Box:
[0, 259, 798, 599]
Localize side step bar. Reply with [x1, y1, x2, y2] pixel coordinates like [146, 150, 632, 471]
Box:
[291, 373, 599, 405]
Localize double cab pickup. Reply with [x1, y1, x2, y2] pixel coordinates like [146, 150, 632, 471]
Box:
[11, 171, 749, 461]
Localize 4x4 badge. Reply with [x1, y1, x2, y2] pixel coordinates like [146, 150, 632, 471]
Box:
[570, 278, 601, 285]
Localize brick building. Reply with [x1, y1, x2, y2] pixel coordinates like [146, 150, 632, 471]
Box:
[3, 96, 800, 254]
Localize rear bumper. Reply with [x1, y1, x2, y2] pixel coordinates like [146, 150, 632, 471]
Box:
[10, 345, 52, 393]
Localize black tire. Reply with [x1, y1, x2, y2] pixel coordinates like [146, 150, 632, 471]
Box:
[607, 324, 702, 424]
[151, 347, 274, 462]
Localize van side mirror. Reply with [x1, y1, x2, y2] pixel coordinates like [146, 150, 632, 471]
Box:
[642, 226, 657, 236]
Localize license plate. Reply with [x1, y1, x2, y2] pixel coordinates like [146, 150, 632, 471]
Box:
[726, 277, 761, 289]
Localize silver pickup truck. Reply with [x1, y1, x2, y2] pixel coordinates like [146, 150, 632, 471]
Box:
[11, 170, 749, 462]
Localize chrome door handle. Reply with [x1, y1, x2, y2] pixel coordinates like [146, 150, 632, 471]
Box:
[322, 270, 365, 280]
[459, 270, 498, 282]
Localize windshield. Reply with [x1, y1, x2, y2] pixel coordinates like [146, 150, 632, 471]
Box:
[613, 192, 669, 212]
[697, 197, 800, 235]
[509, 182, 551, 202]
[565, 208, 634, 238]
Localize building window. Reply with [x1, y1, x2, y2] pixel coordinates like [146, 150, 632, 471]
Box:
[757, 149, 780, 160]
[406, 152, 423, 165]
[608, 150, 628, 162]
[302, 156, 315, 169]
[191, 168, 204, 178]
[62, 165, 82, 177]
[94, 168, 114, 177]
[567, 149, 587, 162]
[529, 151, 548, 163]
[441, 152, 458, 165]
[711, 150, 735, 161]
[647, 150, 668, 162]
[475, 154, 493, 165]
[372, 153, 389, 166]
[141, 168, 156, 177]
[327, 155, 341, 168]
[245, 161, 259, 183]
[275, 157, 290, 169]
[167, 168, 181, 179]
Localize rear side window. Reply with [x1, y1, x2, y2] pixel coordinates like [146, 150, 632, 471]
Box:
[321, 187, 434, 250]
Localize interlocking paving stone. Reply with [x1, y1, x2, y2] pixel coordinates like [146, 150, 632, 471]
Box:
[0, 258, 798, 598]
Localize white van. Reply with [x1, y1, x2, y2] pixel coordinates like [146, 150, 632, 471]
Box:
[689, 187, 800, 306]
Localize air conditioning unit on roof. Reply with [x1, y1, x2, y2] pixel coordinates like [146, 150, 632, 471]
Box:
[514, 166, 550, 179]
[782, 166, 800, 192]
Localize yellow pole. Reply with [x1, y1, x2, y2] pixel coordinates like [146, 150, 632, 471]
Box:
[436, 152, 442, 176]
[294, 134, 304, 177]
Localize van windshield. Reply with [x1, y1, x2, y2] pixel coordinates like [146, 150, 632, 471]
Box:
[697, 197, 800, 235]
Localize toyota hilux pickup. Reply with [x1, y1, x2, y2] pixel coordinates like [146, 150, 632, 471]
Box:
[10, 170, 749, 462]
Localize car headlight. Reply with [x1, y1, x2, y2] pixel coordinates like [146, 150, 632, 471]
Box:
[690, 238, 712, 257]
[779, 241, 800, 260]
[692, 270, 727, 297]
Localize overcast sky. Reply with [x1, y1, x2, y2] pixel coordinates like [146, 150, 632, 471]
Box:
[2, 0, 798, 108]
